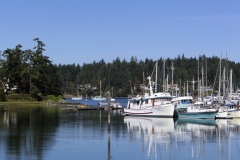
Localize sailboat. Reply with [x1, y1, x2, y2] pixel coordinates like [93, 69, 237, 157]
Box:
[72, 84, 82, 100]
[216, 68, 240, 118]
[175, 56, 218, 119]
[92, 80, 106, 100]
[111, 87, 115, 101]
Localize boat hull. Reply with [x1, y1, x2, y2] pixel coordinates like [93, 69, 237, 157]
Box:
[215, 111, 233, 119]
[124, 104, 175, 117]
[92, 97, 106, 101]
[177, 111, 217, 119]
[72, 97, 82, 100]
[229, 109, 240, 118]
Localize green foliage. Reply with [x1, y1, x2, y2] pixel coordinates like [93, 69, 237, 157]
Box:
[6, 93, 34, 101]
[57, 54, 240, 97]
[47, 95, 58, 101]
[2, 39, 240, 98]
[43, 95, 64, 102]
[4, 94, 64, 102]
[0, 38, 61, 98]
[0, 87, 6, 102]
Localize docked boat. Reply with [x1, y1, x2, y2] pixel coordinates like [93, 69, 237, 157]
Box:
[171, 96, 193, 116]
[176, 101, 218, 119]
[71, 96, 82, 100]
[92, 95, 106, 101]
[216, 101, 240, 118]
[123, 76, 175, 117]
[72, 84, 82, 100]
[92, 80, 106, 100]
[215, 102, 232, 119]
[98, 102, 123, 109]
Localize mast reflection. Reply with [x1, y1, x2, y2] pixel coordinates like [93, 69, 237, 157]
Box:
[124, 117, 240, 160]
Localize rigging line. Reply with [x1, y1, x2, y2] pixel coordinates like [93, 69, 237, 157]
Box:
[212, 59, 220, 96]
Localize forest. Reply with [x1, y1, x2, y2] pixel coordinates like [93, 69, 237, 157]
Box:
[0, 39, 60, 101]
[1, 39, 240, 100]
[56, 54, 240, 98]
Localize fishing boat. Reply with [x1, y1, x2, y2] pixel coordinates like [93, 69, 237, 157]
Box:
[176, 101, 218, 119]
[123, 76, 175, 117]
[171, 96, 193, 116]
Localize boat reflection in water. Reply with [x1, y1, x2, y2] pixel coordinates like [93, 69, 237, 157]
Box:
[124, 116, 240, 160]
[124, 117, 176, 159]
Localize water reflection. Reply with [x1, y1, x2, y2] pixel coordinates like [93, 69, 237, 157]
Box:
[0, 106, 240, 160]
[0, 106, 59, 159]
[124, 116, 240, 160]
[124, 117, 176, 159]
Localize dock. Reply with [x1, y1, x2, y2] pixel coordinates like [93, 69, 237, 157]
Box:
[56, 101, 123, 111]
[65, 107, 105, 111]
[60, 102, 105, 111]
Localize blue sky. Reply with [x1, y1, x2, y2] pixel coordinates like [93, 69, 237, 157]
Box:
[1, 1, 240, 65]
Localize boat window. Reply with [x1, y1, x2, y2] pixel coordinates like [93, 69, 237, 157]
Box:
[201, 105, 211, 109]
[133, 100, 139, 105]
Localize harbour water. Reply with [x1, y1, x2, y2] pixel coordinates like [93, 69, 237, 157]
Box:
[0, 99, 240, 160]
[66, 97, 129, 107]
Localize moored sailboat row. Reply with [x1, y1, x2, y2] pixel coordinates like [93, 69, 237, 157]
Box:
[122, 59, 240, 119]
[123, 73, 219, 119]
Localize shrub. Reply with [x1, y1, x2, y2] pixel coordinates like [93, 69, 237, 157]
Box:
[6, 93, 34, 101]
[0, 87, 6, 102]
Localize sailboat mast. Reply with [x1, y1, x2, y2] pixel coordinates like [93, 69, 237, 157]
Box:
[184, 82, 185, 96]
[163, 58, 165, 92]
[142, 71, 145, 96]
[230, 69, 233, 98]
[223, 67, 226, 98]
[218, 54, 222, 101]
[166, 75, 168, 91]
[155, 61, 158, 93]
[202, 66, 204, 99]
[171, 61, 174, 96]
[205, 55, 208, 96]
[100, 80, 101, 98]
[198, 56, 200, 100]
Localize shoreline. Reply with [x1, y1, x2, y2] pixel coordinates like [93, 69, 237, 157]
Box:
[0, 100, 89, 108]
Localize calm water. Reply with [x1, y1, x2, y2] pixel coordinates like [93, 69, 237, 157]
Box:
[66, 97, 129, 107]
[0, 101, 240, 160]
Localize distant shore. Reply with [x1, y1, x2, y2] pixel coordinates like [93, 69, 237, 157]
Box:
[0, 99, 87, 107]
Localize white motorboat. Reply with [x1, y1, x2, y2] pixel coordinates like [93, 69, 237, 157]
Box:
[71, 96, 82, 100]
[216, 101, 240, 119]
[92, 95, 106, 101]
[123, 76, 175, 117]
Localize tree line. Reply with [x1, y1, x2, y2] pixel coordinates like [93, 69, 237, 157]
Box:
[56, 54, 240, 98]
[1, 39, 240, 99]
[0, 38, 60, 99]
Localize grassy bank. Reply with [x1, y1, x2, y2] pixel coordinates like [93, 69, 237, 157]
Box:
[0, 101, 59, 106]
[0, 94, 65, 106]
